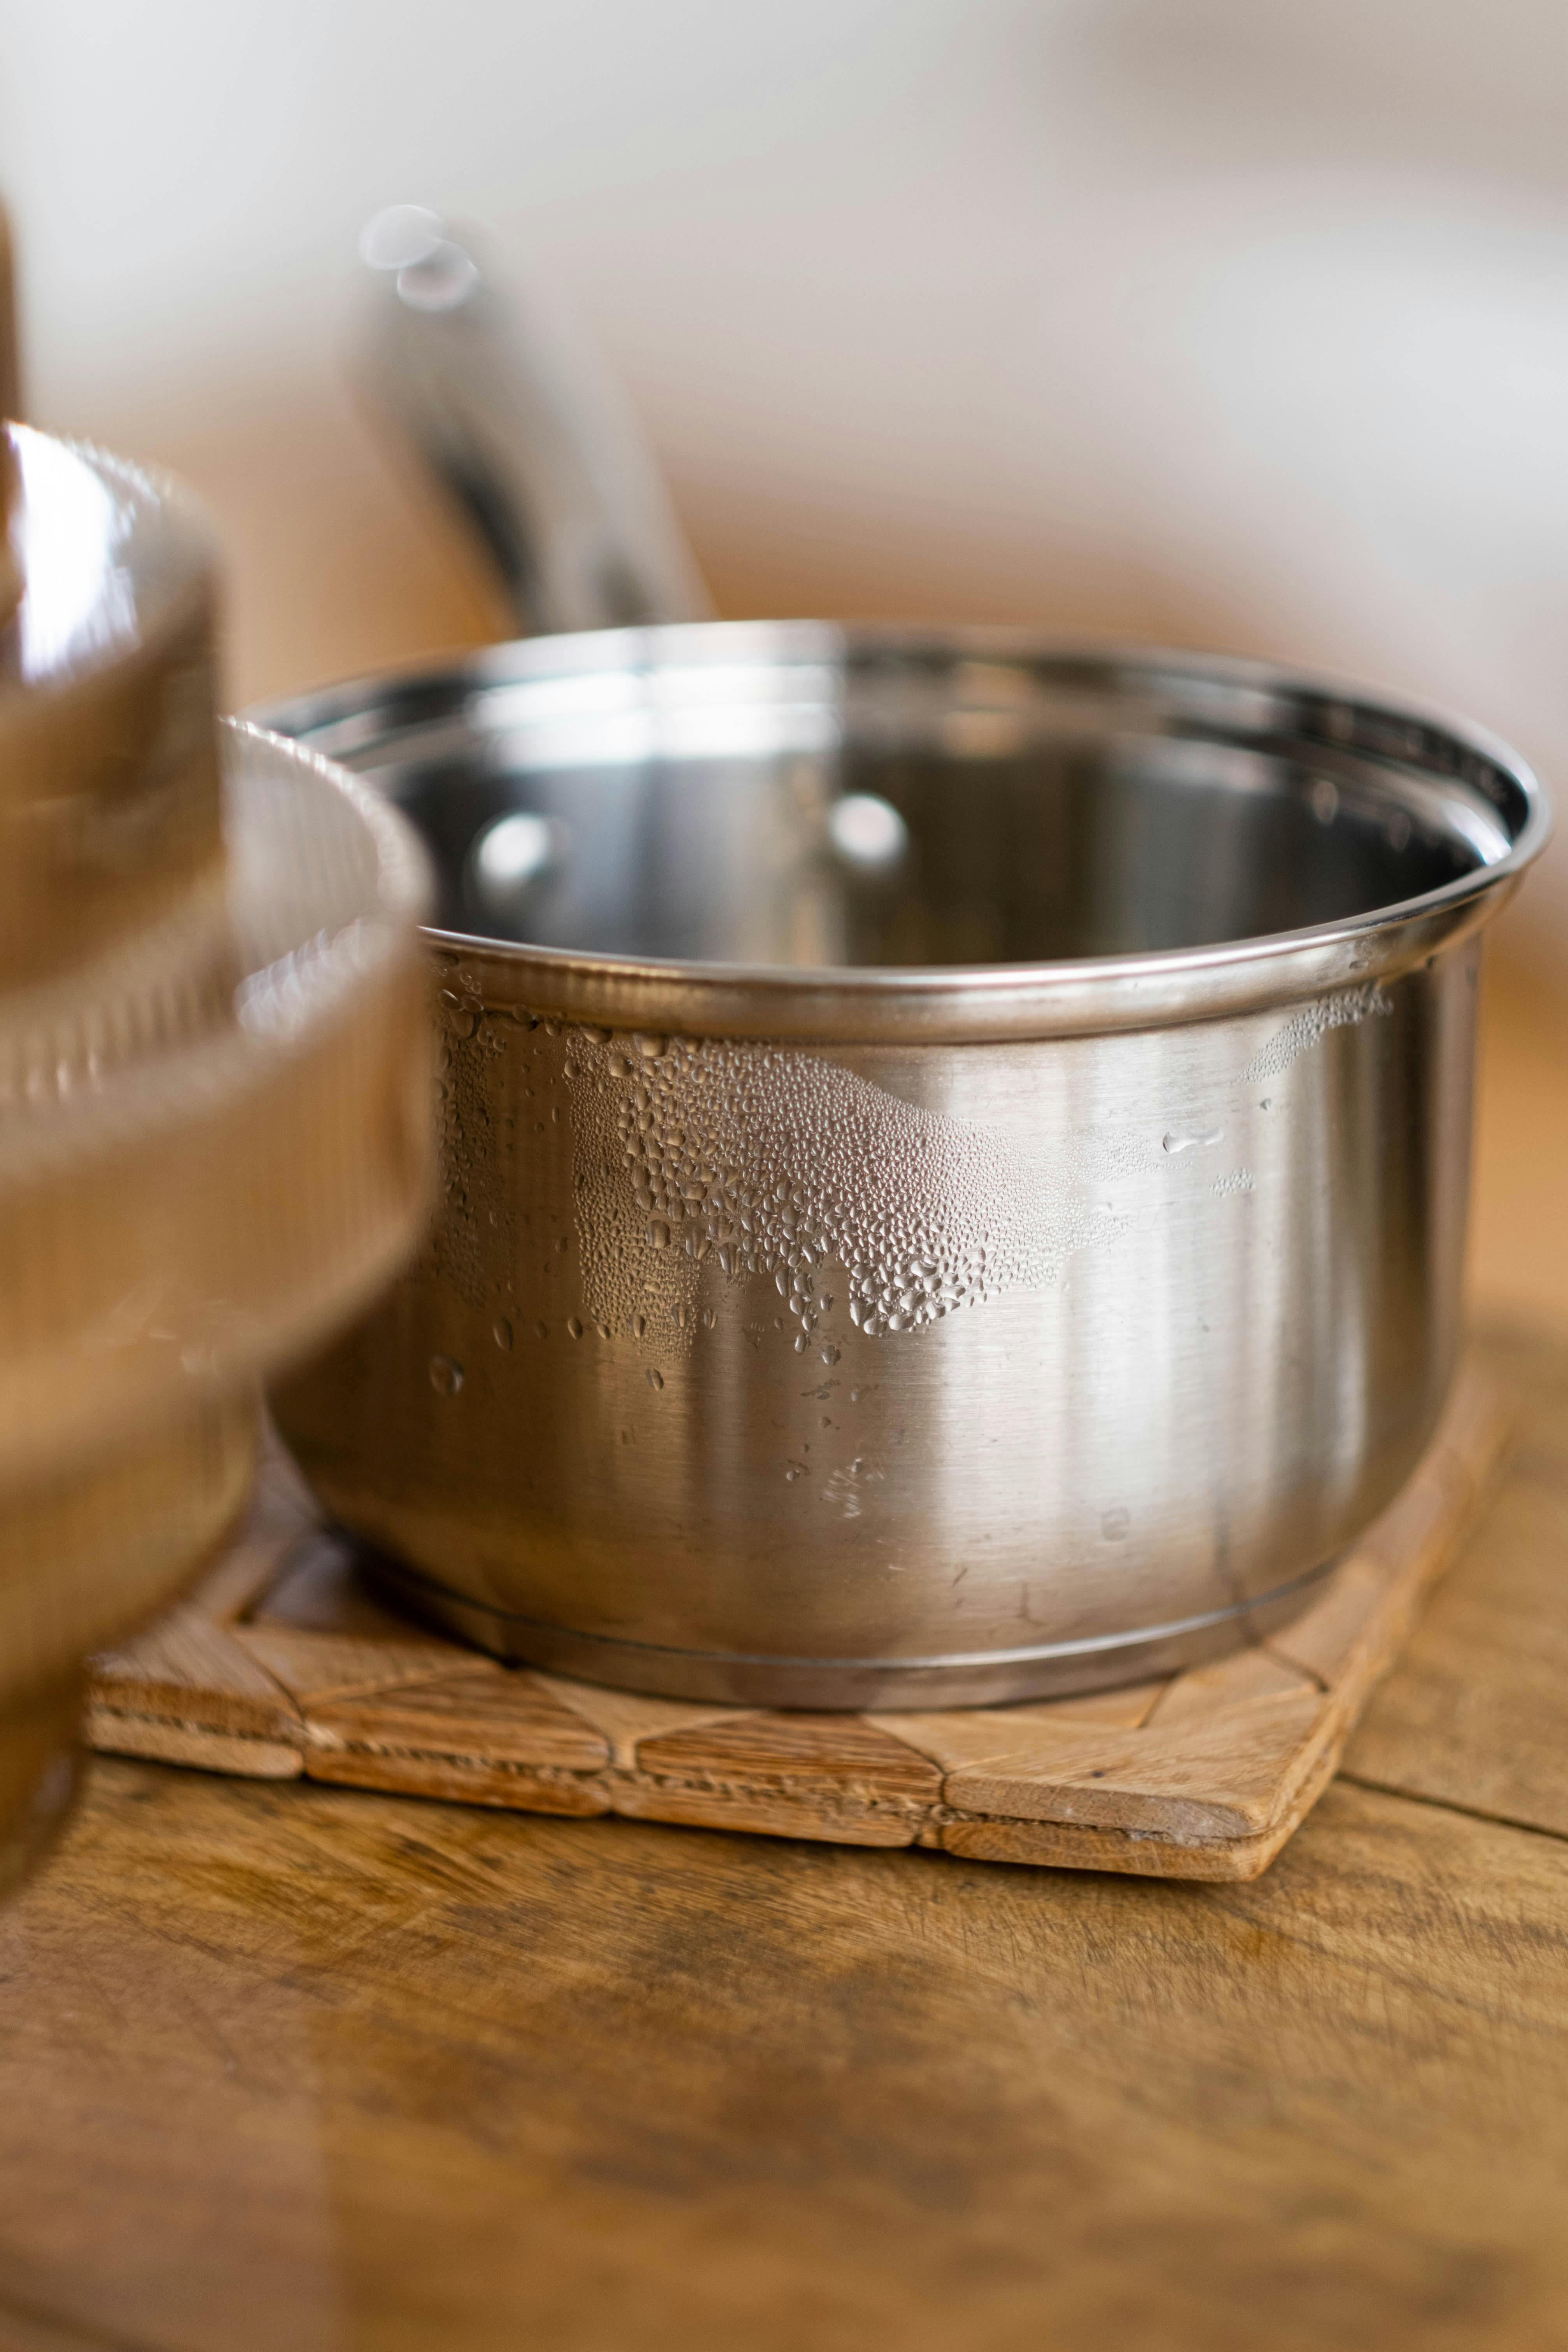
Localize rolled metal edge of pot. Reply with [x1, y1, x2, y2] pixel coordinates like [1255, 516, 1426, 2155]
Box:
[256, 622, 1554, 1045]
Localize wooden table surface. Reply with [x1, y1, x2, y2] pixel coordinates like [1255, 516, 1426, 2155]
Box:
[0, 974, 1563, 2352]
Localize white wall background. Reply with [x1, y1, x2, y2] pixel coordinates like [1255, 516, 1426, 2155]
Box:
[5, 0, 1568, 968]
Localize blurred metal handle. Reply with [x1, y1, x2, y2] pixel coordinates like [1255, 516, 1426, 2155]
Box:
[357, 206, 712, 637]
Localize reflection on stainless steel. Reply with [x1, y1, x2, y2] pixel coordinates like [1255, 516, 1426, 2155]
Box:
[357, 204, 711, 635]
[828, 791, 909, 873]
[262, 627, 1549, 1708]
[466, 808, 569, 927]
[0, 426, 224, 998]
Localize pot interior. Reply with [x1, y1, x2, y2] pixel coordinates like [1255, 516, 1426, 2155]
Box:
[272, 636, 1530, 969]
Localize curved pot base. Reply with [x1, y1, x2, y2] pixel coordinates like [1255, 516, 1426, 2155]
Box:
[363, 1551, 1339, 1711]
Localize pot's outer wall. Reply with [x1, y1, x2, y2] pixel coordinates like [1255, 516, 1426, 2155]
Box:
[272, 940, 1476, 1708]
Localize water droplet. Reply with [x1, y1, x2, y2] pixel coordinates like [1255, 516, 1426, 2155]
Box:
[492, 1319, 513, 1352]
[1162, 1127, 1223, 1155]
[566, 1316, 584, 1339]
[820, 1344, 840, 1365]
[647, 1367, 664, 1390]
[436, 990, 481, 1041]
[428, 1355, 464, 1395]
[555, 1025, 1153, 1365]
[632, 1313, 646, 1339]
[534, 1320, 548, 1340]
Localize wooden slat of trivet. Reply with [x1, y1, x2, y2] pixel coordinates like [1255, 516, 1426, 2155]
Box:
[86, 1357, 1512, 1881]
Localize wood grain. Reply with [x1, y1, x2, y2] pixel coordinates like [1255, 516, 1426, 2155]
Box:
[307, 1670, 612, 1816]
[1344, 1327, 1568, 1839]
[941, 1687, 1329, 1840]
[3, 1760, 1568, 2352]
[79, 1709, 304, 1783]
[622, 1712, 942, 1847]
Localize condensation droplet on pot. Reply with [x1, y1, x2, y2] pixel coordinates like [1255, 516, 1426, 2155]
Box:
[566, 1315, 584, 1339]
[428, 1355, 464, 1395]
[645, 1217, 672, 1250]
[820, 1344, 840, 1365]
[631, 1313, 646, 1339]
[534, 1320, 548, 1340]
[647, 1367, 664, 1390]
[557, 1027, 1147, 1366]
[437, 990, 480, 1041]
[492, 1318, 513, 1352]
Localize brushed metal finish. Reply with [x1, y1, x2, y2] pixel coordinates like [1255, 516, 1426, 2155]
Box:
[262, 628, 1549, 1707]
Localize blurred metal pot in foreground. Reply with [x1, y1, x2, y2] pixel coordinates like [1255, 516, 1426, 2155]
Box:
[0, 422, 432, 1891]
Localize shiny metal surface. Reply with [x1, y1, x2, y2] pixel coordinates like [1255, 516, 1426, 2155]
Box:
[356, 206, 711, 635]
[263, 627, 1549, 1707]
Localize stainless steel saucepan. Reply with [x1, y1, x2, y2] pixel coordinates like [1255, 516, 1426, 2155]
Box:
[257, 213, 1549, 1707]
[261, 623, 1548, 1707]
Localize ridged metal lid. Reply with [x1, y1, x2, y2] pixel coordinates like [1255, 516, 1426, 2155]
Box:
[0, 721, 432, 1489]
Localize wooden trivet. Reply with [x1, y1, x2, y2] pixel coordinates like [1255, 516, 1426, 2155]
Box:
[86, 1359, 1510, 1881]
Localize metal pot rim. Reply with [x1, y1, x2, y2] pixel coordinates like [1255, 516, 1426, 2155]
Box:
[257, 622, 1553, 1043]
